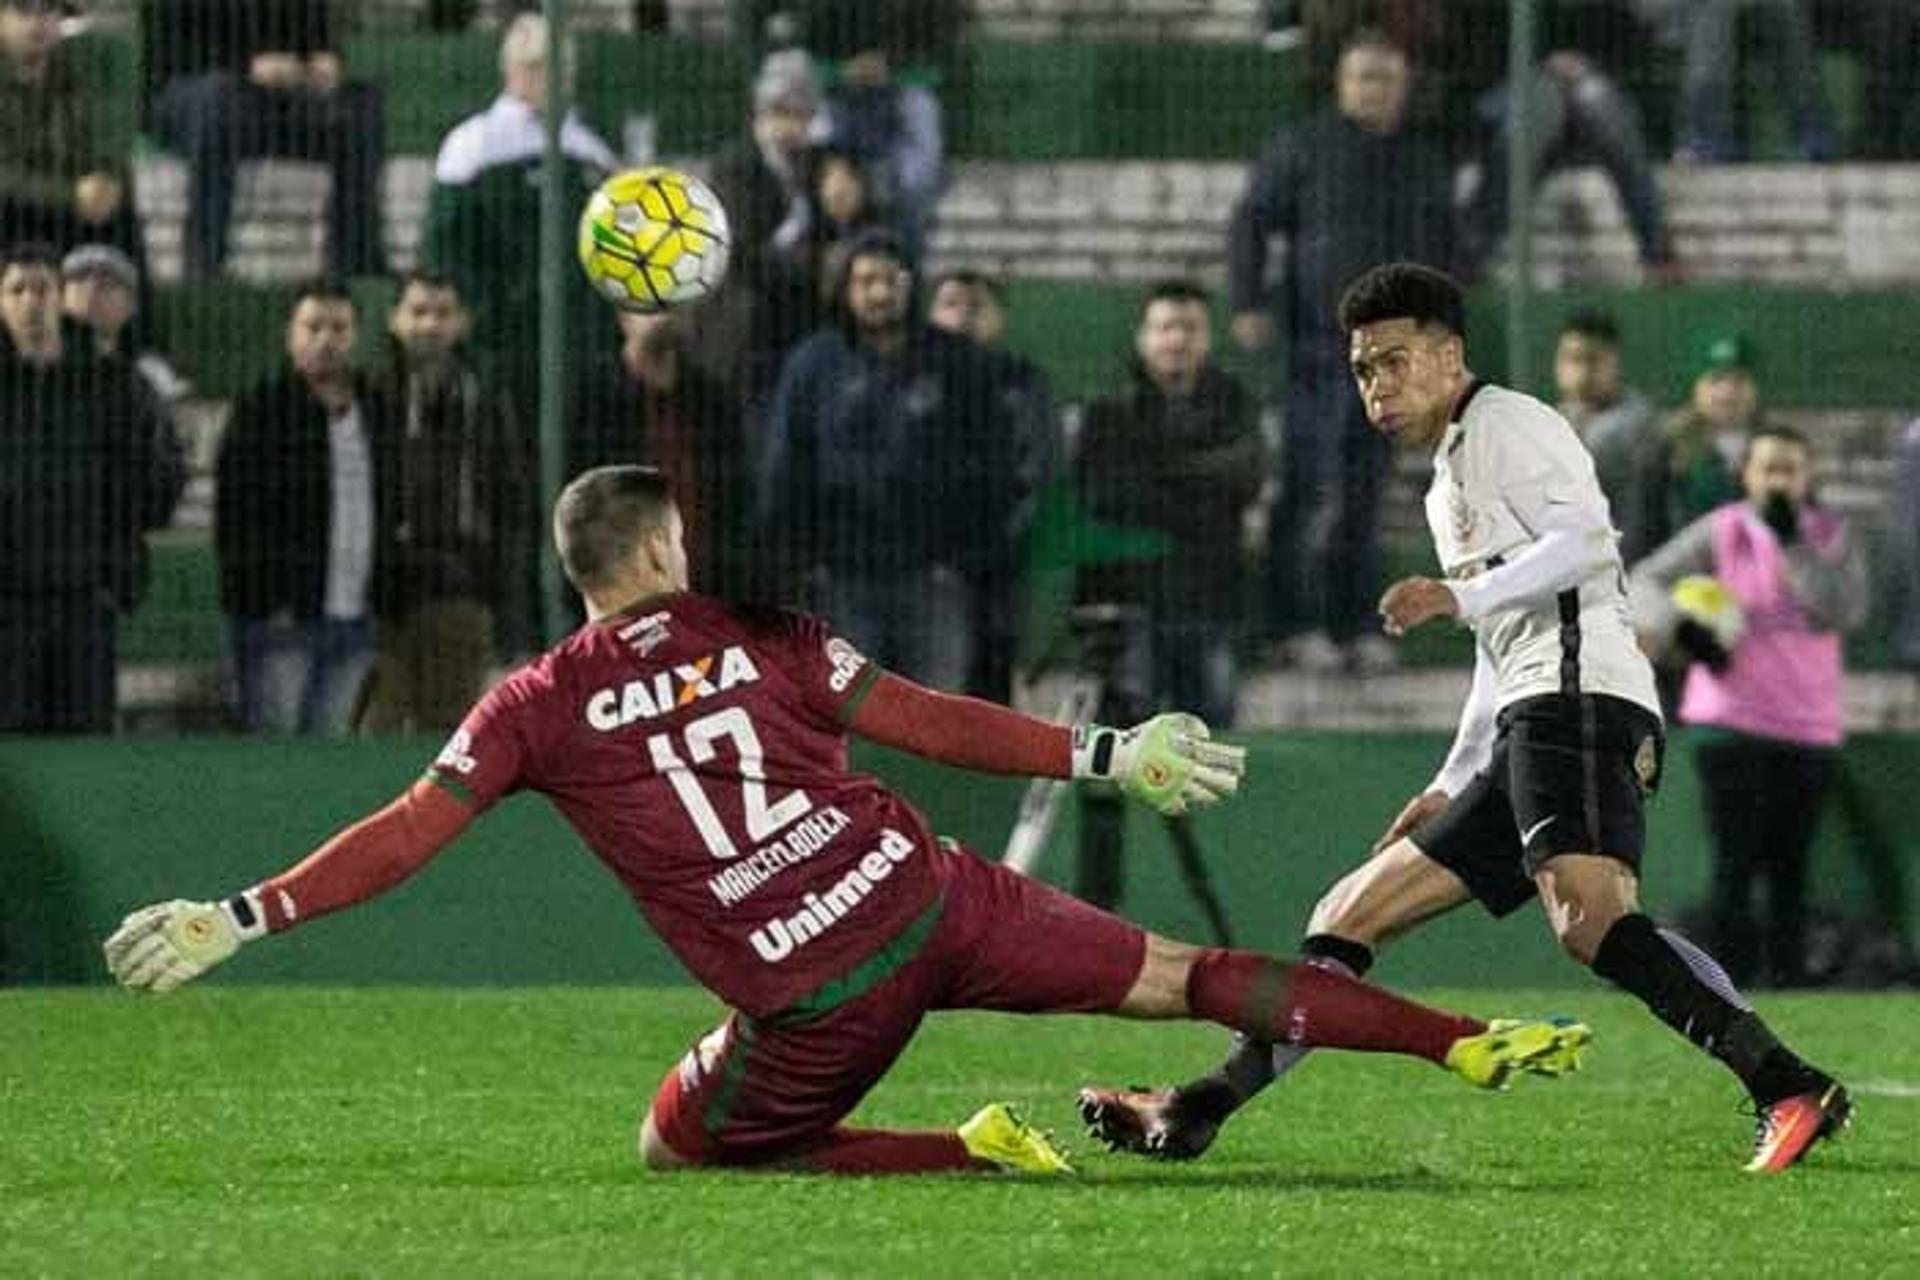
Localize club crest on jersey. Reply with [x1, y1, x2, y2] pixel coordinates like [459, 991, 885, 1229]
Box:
[585, 646, 762, 730]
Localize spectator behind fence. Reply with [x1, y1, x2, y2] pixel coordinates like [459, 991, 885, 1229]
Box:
[798, 145, 889, 300]
[147, 0, 386, 279]
[1553, 309, 1663, 565]
[697, 50, 825, 415]
[566, 308, 748, 601]
[0, 242, 183, 733]
[0, 1, 147, 294]
[816, 44, 944, 268]
[1813, 0, 1920, 161]
[1658, 331, 1776, 543]
[1639, 0, 1834, 162]
[1228, 26, 1456, 675]
[420, 12, 615, 418]
[355, 272, 533, 735]
[926, 268, 1059, 702]
[758, 230, 1016, 692]
[60, 243, 189, 426]
[1456, 32, 1678, 282]
[215, 279, 386, 735]
[1076, 282, 1267, 730]
[1630, 427, 1868, 986]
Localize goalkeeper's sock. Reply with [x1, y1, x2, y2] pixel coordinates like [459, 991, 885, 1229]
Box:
[1186, 947, 1478, 1066]
[1591, 913, 1819, 1107]
[794, 1127, 978, 1175]
[1184, 937, 1374, 1124]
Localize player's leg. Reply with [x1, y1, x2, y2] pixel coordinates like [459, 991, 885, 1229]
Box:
[924, 842, 1583, 1166]
[1085, 769, 1520, 1158]
[1518, 695, 1850, 1172]
[639, 961, 1064, 1177]
[1144, 838, 1475, 1143]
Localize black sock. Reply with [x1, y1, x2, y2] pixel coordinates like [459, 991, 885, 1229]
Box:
[1183, 935, 1376, 1124]
[1591, 913, 1820, 1106]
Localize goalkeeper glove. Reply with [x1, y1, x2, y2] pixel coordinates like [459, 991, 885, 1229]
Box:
[102, 891, 267, 993]
[1073, 712, 1247, 816]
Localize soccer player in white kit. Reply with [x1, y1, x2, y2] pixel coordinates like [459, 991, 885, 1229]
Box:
[1080, 263, 1851, 1174]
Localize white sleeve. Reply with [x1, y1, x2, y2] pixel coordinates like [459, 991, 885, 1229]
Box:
[1446, 500, 1617, 622]
[1429, 645, 1498, 798]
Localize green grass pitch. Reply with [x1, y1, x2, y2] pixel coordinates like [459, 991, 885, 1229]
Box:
[7, 987, 1917, 1277]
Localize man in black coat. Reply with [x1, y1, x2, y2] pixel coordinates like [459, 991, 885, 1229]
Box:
[1227, 26, 1455, 674]
[0, 242, 182, 732]
[358, 271, 533, 733]
[696, 50, 825, 414]
[1078, 280, 1267, 730]
[567, 307, 749, 601]
[215, 278, 386, 735]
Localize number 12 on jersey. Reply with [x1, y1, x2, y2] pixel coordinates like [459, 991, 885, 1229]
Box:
[647, 707, 813, 860]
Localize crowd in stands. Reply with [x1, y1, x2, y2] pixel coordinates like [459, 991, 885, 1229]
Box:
[3, 0, 1920, 758]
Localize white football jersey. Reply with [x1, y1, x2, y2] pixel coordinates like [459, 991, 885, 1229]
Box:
[1426, 383, 1661, 716]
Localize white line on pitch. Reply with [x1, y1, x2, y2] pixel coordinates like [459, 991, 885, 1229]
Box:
[1852, 1080, 1920, 1099]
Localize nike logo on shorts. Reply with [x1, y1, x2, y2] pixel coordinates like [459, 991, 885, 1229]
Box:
[1520, 815, 1558, 847]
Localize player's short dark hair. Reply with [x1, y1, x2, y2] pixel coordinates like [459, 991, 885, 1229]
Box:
[1139, 278, 1210, 320]
[395, 268, 462, 301]
[1336, 262, 1465, 337]
[1341, 25, 1406, 59]
[554, 465, 678, 591]
[291, 275, 355, 312]
[929, 268, 1003, 304]
[1, 241, 63, 276]
[1559, 308, 1620, 348]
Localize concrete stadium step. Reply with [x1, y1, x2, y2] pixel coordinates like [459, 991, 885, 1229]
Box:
[130, 153, 1920, 292]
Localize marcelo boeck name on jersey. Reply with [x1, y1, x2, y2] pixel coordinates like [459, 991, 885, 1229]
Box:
[748, 827, 916, 964]
[707, 805, 852, 906]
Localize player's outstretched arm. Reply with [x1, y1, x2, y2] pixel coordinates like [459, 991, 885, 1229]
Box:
[102, 780, 474, 993]
[848, 673, 1245, 816]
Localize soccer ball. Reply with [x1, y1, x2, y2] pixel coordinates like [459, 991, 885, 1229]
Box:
[577, 167, 731, 313]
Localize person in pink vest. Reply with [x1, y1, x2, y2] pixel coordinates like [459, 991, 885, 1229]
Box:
[1631, 426, 1868, 986]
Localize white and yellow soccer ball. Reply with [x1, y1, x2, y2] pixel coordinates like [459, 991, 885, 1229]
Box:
[577, 166, 731, 313]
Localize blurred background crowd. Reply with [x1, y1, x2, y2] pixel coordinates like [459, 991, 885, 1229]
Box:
[4, 0, 1919, 985]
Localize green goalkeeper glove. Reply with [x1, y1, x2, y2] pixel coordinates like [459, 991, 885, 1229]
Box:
[1073, 712, 1247, 816]
[102, 892, 267, 993]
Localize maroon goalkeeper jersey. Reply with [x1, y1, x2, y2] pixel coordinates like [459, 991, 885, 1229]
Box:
[426, 593, 952, 1018]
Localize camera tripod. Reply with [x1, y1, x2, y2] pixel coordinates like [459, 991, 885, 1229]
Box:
[1000, 604, 1235, 945]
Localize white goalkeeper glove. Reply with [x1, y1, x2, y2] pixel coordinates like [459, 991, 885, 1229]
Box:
[102, 892, 267, 993]
[1073, 712, 1247, 817]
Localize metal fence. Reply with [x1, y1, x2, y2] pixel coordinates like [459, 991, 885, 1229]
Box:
[3, 0, 1918, 735]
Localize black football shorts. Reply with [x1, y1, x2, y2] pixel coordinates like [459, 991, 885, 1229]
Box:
[1411, 693, 1666, 917]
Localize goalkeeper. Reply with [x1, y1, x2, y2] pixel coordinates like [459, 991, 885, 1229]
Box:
[104, 465, 1588, 1177]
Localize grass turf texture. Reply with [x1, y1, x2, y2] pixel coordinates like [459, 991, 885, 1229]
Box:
[7, 988, 1917, 1277]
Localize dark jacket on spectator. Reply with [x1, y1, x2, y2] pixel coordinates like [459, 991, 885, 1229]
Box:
[0, 322, 181, 604]
[758, 319, 1016, 583]
[566, 352, 749, 598]
[368, 343, 534, 650]
[0, 39, 111, 215]
[142, 0, 338, 92]
[699, 139, 820, 397]
[1227, 107, 1457, 355]
[215, 367, 387, 619]
[1077, 358, 1267, 619]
